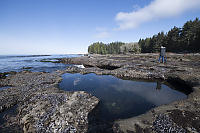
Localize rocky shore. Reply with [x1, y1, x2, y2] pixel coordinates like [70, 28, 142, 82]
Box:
[0, 71, 98, 132]
[59, 53, 200, 133]
[0, 53, 199, 133]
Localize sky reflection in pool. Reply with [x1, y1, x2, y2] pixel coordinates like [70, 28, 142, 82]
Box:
[0, 86, 10, 91]
[59, 73, 187, 121]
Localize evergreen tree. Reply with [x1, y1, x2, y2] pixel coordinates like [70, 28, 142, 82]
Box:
[138, 18, 200, 53]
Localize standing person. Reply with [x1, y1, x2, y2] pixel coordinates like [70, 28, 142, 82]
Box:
[158, 46, 166, 63]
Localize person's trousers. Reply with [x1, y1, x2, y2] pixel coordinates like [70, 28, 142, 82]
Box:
[158, 56, 165, 63]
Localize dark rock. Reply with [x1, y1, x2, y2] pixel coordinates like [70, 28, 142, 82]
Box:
[168, 109, 200, 132]
[22, 67, 32, 69]
[39, 58, 60, 63]
[0, 71, 17, 79]
[153, 114, 186, 133]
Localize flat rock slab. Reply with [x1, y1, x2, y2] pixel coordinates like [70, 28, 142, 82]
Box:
[0, 71, 99, 133]
[0, 71, 62, 113]
[19, 91, 98, 133]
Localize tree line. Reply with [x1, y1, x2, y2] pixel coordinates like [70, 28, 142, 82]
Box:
[138, 18, 200, 53]
[88, 18, 200, 54]
[88, 42, 125, 54]
[120, 42, 141, 54]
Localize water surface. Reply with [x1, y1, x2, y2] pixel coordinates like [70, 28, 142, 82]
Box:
[0, 86, 10, 90]
[59, 73, 188, 132]
[0, 54, 81, 73]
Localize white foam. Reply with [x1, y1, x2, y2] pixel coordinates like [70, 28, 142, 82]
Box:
[74, 65, 85, 68]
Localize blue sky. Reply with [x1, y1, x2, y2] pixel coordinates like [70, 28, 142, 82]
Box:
[0, 0, 200, 55]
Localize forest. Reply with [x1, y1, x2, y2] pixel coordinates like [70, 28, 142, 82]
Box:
[88, 18, 200, 54]
[139, 18, 200, 53]
[88, 42, 125, 54]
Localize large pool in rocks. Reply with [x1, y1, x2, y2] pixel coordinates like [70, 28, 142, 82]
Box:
[59, 73, 188, 132]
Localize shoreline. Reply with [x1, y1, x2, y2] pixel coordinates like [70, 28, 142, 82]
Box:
[0, 53, 199, 132]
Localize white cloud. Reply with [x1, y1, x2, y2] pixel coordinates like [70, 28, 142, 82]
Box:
[95, 27, 110, 39]
[132, 4, 141, 11]
[95, 27, 107, 32]
[95, 31, 110, 39]
[115, 0, 200, 30]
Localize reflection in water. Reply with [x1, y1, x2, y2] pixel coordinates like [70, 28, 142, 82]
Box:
[0, 105, 23, 132]
[0, 86, 10, 90]
[59, 73, 187, 132]
[156, 81, 161, 90]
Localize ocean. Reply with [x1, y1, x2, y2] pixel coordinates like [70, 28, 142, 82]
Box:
[0, 54, 81, 73]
